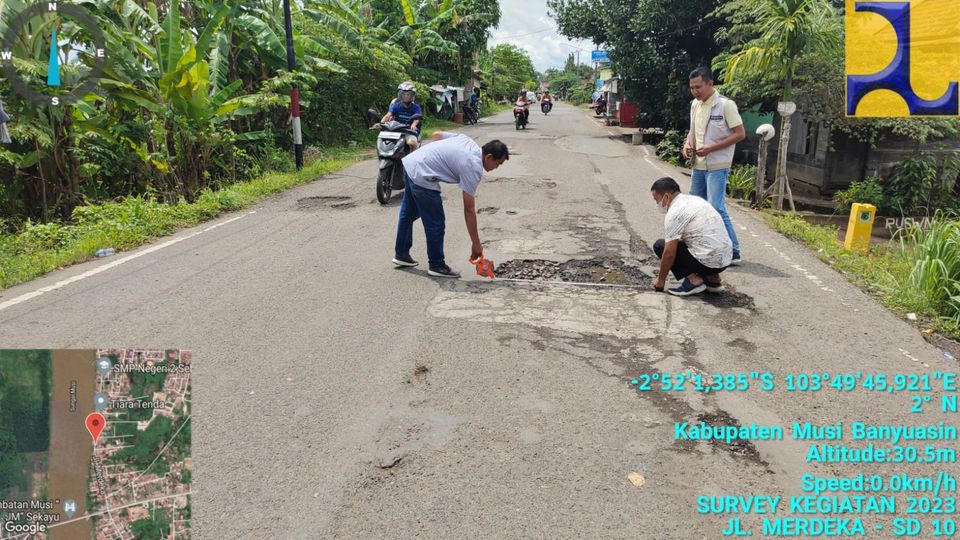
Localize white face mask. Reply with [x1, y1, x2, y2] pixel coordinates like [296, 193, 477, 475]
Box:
[655, 195, 670, 214]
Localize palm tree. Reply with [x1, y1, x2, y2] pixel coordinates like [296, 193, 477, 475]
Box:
[718, 0, 842, 209]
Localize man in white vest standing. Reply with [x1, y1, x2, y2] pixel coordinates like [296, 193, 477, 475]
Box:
[681, 67, 746, 265]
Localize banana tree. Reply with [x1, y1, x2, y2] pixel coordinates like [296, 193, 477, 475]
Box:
[301, 0, 410, 69]
[77, 1, 268, 198]
[387, 0, 461, 79]
[0, 0, 106, 218]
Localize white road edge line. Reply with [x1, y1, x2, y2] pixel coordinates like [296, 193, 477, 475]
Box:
[0, 211, 255, 312]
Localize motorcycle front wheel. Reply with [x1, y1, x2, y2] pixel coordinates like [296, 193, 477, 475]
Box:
[377, 165, 393, 204]
[515, 117, 520, 130]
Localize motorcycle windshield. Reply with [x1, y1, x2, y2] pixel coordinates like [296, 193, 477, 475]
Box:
[382, 120, 411, 131]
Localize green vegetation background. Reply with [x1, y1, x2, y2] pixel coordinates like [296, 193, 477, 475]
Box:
[0, 350, 52, 498]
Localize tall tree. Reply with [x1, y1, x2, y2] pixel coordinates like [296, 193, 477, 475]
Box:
[549, 0, 725, 129]
[480, 44, 537, 101]
[715, 0, 841, 208]
[716, 0, 841, 102]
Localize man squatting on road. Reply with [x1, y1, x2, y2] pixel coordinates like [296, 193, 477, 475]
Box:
[392, 131, 509, 277]
[650, 177, 733, 297]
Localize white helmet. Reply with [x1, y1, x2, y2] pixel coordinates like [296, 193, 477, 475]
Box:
[397, 81, 416, 100]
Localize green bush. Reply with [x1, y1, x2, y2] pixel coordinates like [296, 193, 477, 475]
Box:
[17, 222, 76, 252]
[727, 165, 757, 200]
[232, 147, 262, 182]
[256, 144, 295, 174]
[656, 130, 686, 163]
[885, 153, 959, 216]
[834, 176, 885, 214]
[567, 82, 596, 105]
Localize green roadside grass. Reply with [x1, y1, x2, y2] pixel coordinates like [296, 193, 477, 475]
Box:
[0, 147, 366, 291]
[422, 118, 461, 136]
[763, 212, 960, 340]
[1, 120, 469, 292]
[481, 103, 512, 116]
[0, 111, 508, 293]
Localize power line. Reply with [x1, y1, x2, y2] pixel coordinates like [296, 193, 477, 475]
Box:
[495, 26, 557, 39]
[559, 42, 589, 51]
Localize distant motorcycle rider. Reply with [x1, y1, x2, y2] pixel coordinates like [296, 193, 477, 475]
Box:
[515, 90, 530, 123]
[594, 95, 607, 114]
[381, 81, 423, 151]
[541, 90, 553, 113]
[469, 87, 479, 110]
[462, 86, 480, 123]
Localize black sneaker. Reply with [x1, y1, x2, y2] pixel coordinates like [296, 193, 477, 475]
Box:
[428, 264, 461, 278]
[392, 255, 419, 267]
[730, 252, 742, 266]
[668, 278, 707, 297]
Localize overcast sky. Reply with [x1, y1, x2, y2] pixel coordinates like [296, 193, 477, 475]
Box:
[486, 0, 593, 73]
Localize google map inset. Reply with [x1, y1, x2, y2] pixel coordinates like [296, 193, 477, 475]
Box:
[0, 349, 191, 539]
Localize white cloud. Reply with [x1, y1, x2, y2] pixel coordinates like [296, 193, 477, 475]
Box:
[487, 0, 594, 72]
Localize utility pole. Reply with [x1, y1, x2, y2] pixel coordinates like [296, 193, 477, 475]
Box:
[283, 0, 303, 170]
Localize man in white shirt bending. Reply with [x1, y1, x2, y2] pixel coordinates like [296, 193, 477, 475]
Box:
[650, 177, 733, 297]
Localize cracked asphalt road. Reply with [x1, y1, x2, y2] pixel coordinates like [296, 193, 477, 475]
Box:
[0, 102, 955, 538]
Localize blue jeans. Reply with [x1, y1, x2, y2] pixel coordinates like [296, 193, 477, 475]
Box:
[691, 168, 741, 255]
[395, 173, 446, 268]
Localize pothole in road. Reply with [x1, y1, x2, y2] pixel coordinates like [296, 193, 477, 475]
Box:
[696, 410, 768, 465]
[699, 290, 755, 310]
[477, 207, 530, 216]
[495, 258, 652, 287]
[406, 365, 429, 385]
[726, 337, 757, 352]
[296, 196, 355, 210]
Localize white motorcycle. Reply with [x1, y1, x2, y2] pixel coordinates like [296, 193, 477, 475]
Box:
[373, 112, 422, 204]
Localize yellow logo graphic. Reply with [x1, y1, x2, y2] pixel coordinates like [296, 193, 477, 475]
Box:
[846, 0, 960, 117]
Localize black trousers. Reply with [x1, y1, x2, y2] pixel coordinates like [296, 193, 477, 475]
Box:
[653, 239, 727, 281]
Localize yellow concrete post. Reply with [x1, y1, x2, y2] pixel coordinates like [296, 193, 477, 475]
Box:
[843, 203, 877, 252]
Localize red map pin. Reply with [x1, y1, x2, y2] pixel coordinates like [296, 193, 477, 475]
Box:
[85, 412, 106, 444]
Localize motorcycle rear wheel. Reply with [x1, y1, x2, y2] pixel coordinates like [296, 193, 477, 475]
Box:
[377, 166, 393, 204]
